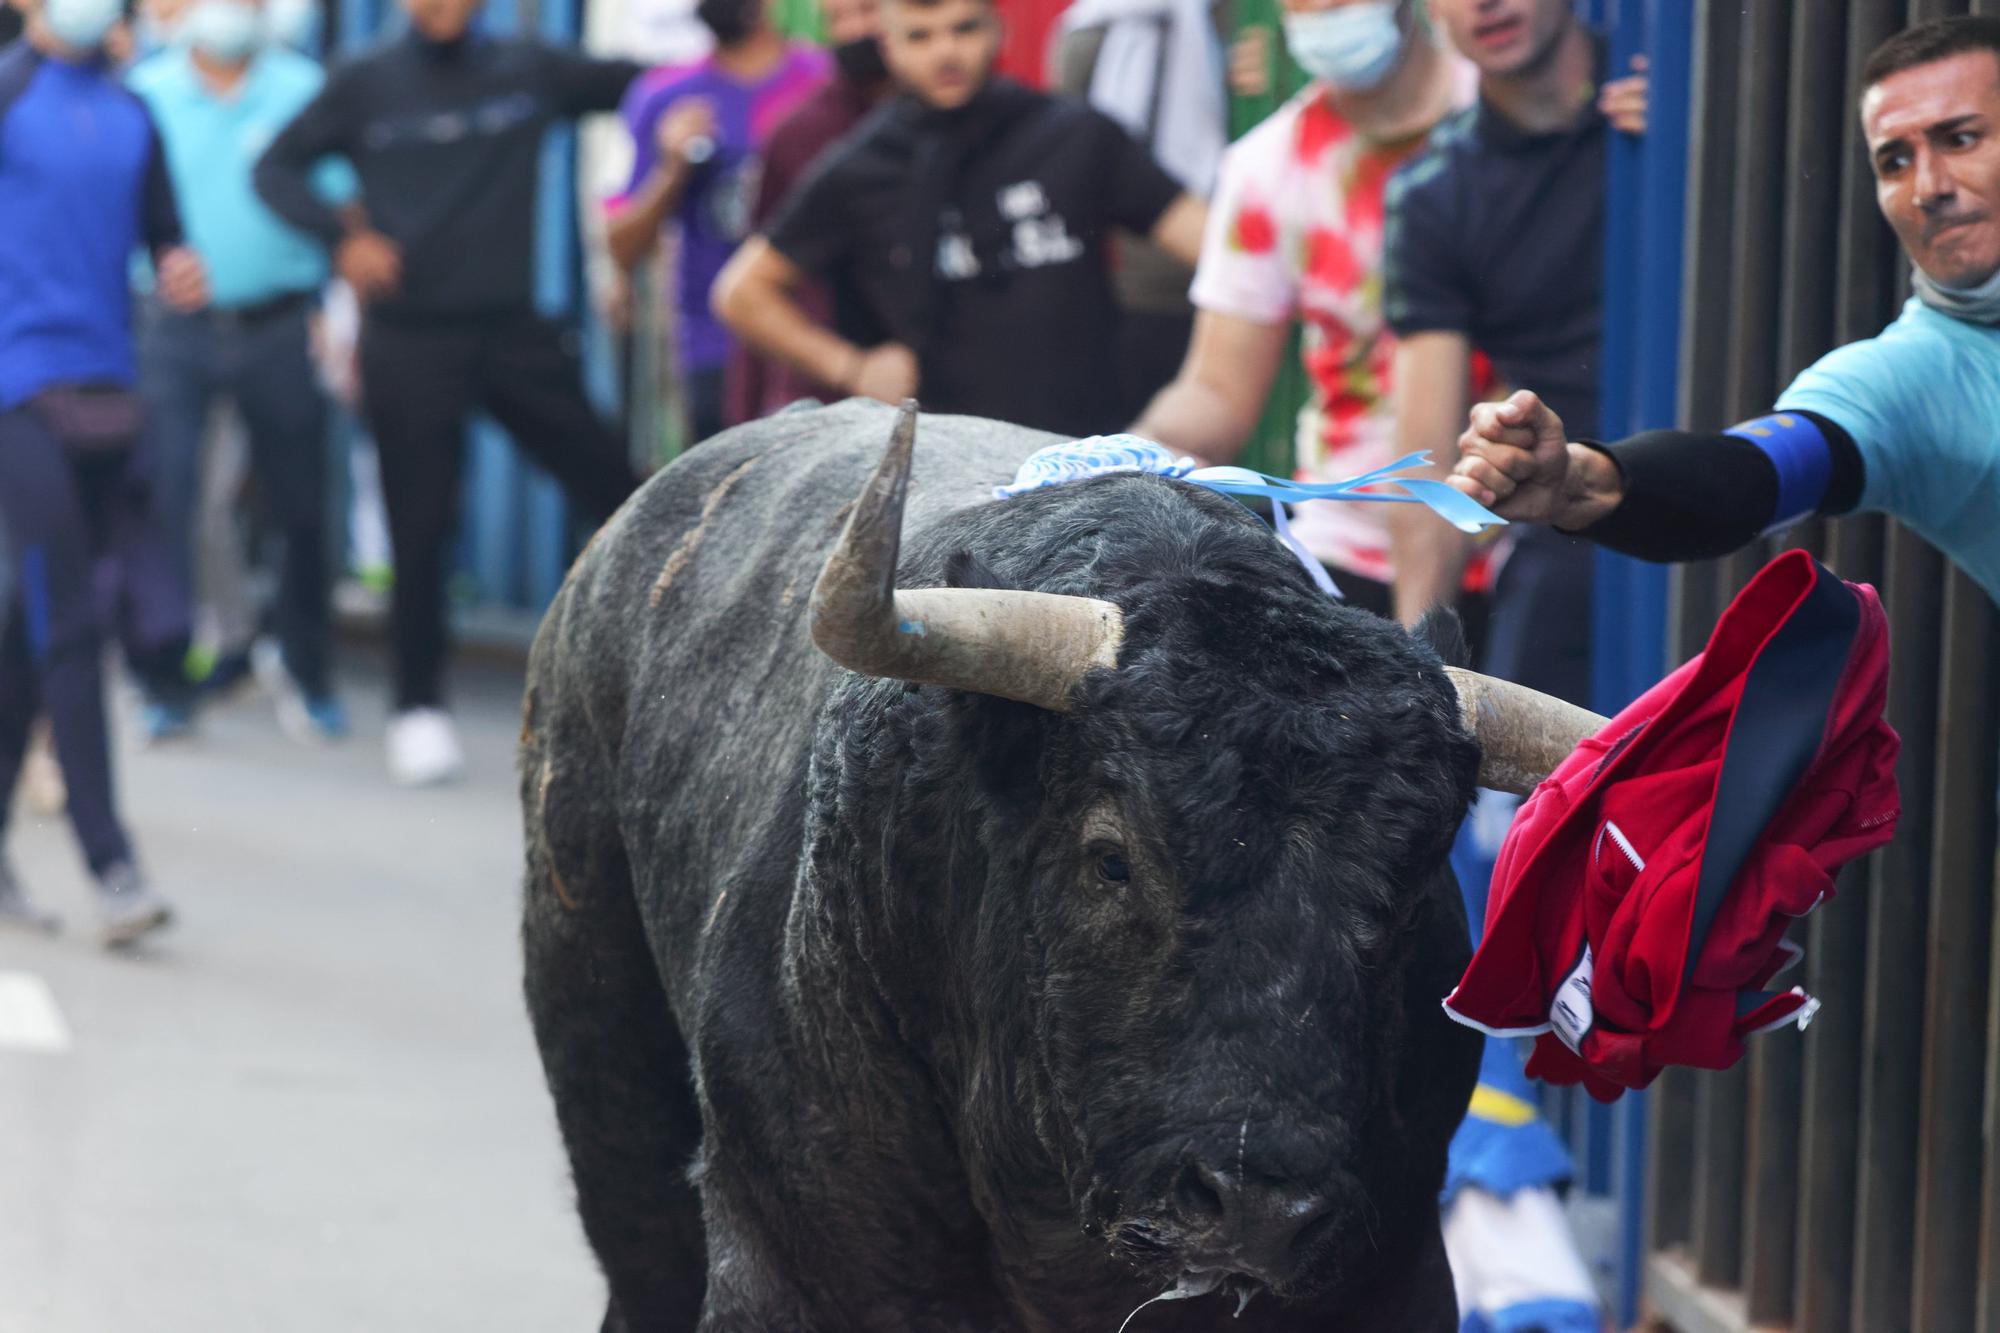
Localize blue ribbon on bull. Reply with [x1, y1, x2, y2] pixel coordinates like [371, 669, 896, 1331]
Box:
[996, 435, 1505, 598]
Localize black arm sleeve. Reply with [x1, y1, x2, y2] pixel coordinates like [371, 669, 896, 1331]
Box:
[138, 108, 184, 255]
[253, 71, 353, 246]
[1569, 409, 1865, 562]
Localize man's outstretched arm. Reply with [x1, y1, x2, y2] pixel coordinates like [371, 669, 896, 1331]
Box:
[1449, 389, 1865, 562]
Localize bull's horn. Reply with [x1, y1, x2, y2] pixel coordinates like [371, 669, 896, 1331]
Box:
[1443, 666, 1606, 796]
[809, 401, 1123, 711]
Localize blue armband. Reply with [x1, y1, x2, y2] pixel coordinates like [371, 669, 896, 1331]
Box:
[1724, 413, 1833, 532]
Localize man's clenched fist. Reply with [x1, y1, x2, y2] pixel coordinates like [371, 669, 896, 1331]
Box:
[1449, 389, 1624, 530]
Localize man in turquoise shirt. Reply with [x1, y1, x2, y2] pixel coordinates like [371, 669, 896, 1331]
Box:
[1444, 16, 2000, 605]
[130, 0, 351, 741]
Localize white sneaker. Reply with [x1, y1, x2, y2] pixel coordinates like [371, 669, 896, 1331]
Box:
[385, 708, 465, 787]
[96, 862, 173, 950]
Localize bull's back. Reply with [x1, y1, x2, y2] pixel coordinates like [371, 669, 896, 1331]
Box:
[528, 400, 1055, 1007]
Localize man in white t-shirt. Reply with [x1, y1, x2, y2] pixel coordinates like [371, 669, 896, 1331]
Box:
[1133, 0, 1487, 617]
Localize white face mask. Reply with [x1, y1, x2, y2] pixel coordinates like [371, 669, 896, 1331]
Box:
[182, 0, 261, 58]
[263, 0, 316, 49]
[41, 0, 124, 52]
[1283, 1, 1407, 92]
[1912, 261, 2000, 325]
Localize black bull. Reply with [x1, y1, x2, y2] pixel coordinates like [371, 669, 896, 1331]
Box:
[521, 399, 1517, 1332]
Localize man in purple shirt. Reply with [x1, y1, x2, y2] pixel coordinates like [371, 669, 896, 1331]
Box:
[605, 0, 828, 445]
[727, 0, 889, 422]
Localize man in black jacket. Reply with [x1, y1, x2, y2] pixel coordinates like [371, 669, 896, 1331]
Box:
[711, 0, 1208, 438]
[255, 0, 644, 786]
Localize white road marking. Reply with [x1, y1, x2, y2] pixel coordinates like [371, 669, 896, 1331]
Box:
[0, 972, 71, 1052]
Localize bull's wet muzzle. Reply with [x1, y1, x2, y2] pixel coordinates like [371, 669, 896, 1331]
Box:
[1106, 1150, 1350, 1293]
[1163, 1159, 1334, 1282]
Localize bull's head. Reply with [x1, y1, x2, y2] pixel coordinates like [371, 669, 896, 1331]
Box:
[808, 404, 1602, 1313]
[812, 404, 1600, 798]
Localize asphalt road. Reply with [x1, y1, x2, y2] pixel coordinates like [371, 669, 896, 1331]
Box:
[0, 653, 604, 1333]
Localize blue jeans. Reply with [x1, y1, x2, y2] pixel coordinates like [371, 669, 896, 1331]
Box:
[140, 300, 334, 697]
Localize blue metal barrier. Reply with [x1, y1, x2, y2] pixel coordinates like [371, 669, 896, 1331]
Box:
[1584, 0, 1693, 1324]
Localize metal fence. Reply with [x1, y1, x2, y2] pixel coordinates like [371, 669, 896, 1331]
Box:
[1636, 2, 2000, 1330]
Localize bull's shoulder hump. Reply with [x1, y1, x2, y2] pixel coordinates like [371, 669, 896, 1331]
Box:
[541, 401, 1057, 670]
[583, 401, 1056, 599]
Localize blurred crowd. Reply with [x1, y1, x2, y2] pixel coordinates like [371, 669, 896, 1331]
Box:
[0, 0, 1633, 930]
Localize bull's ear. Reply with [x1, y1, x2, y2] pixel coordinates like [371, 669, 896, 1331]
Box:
[1410, 607, 1470, 669]
[943, 548, 1016, 591]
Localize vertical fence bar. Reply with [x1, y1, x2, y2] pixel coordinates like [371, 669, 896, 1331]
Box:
[1652, 0, 1736, 1302]
[1689, 0, 1793, 1295]
[1800, 425, 1884, 1333]
[1985, 862, 2000, 1331]
[1601, 2, 1692, 1318]
[1589, 0, 1640, 1302]
[1591, 0, 1683, 718]
[1842, 4, 1927, 1329]
[1742, 1, 1855, 1324]
[462, 0, 527, 607]
[1647, 1067, 1697, 1253]
[523, 0, 583, 610]
[1862, 527, 1946, 1333]
[1661, 0, 1740, 671]
[1912, 570, 1999, 1331]
[1691, 1062, 1750, 1289]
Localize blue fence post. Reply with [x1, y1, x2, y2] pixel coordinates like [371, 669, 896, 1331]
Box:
[523, 0, 585, 610]
[455, 0, 529, 609]
[1595, 0, 1694, 1324]
[335, 0, 380, 53]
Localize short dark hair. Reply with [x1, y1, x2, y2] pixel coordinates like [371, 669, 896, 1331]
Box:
[1863, 16, 2000, 91]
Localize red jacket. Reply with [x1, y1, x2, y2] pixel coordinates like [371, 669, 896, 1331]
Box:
[1445, 551, 1899, 1102]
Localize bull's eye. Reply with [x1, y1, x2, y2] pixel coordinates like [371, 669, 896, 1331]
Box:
[1096, 852, 1131, 885]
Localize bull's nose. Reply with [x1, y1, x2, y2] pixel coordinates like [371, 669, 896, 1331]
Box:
[1171, 1160, 1333, 1277]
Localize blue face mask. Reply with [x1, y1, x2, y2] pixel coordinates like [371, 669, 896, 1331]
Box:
[42, 0, 124, 52]
[1283, 1, 1408, 92]
[182, 0, 261, 58]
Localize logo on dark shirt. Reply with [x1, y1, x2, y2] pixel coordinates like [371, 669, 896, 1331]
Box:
[931, 180, 1082, 281]
[361, 91, 541, 151]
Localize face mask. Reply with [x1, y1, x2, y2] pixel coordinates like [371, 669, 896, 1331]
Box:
[42, 0, 124, 52]
[695, 0, 759, 46]
[832, 34, 885, 84]
[1283, 1, 1406, 92]
[1912, 261, 2000, 325]
[182, 0, 260, 58]
[263, 0, 316, 49]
